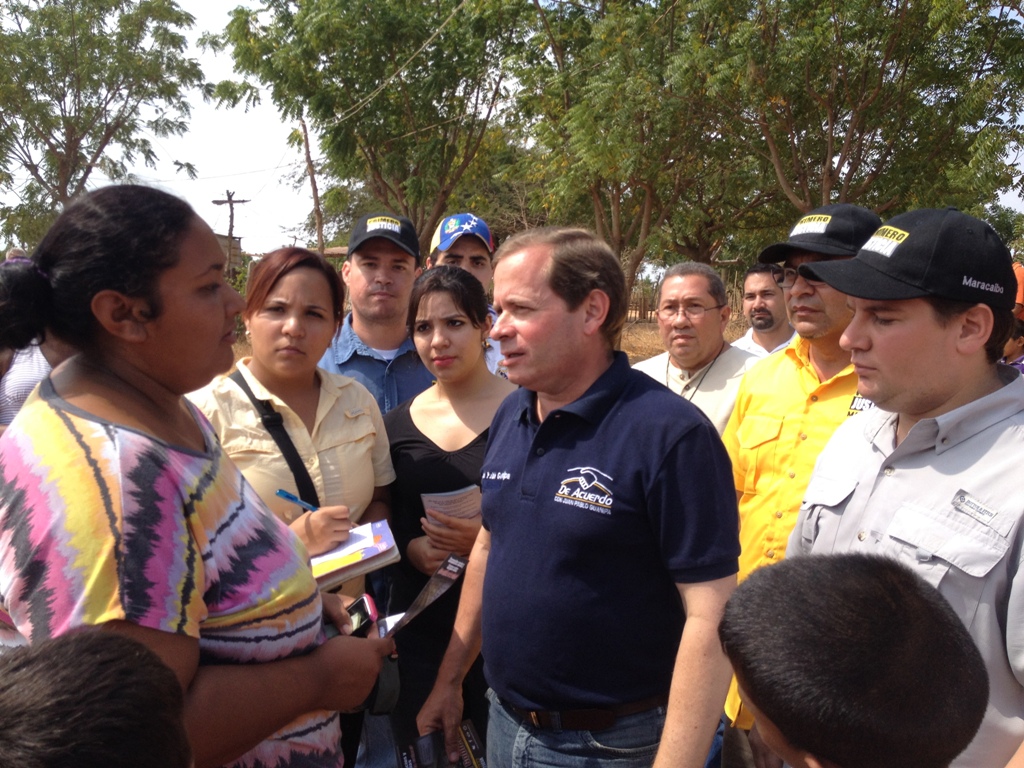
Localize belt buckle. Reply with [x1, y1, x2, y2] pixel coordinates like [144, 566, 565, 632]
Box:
[529, 711, 541, 727]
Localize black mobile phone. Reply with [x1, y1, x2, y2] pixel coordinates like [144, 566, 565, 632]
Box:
[347, 594, 378, 638]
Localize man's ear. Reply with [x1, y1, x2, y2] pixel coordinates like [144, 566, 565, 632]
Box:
[955, 304, 994, 357]
[341, 259, 353, 285]
[581, 289, 611, 337]
[90, 289, 152, 343]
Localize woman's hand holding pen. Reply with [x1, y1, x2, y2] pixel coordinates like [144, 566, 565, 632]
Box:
[298, 505, 352, 555]
[277, 489, 352, 555]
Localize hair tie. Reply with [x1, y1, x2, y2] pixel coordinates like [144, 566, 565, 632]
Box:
[4, 256, 49, 280]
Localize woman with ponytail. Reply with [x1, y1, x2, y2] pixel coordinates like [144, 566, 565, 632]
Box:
[0, 185, 393, 768]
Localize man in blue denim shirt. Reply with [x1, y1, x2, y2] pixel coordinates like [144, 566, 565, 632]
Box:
[319, 213, 435, 413]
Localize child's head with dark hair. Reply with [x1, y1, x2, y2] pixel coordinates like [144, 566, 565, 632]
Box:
[0, 630, 191, 768]
[0, 185, 197, 353]
[719, 554, 988, 768]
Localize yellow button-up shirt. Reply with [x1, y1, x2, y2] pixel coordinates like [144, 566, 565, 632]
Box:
[721, 336, 868, 728]
[189, 360, 396, 528]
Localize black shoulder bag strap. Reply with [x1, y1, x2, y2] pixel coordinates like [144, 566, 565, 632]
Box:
[228, 369, 321, 508]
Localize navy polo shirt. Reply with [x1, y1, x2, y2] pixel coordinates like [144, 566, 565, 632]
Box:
[318, 313, 435, 414]
[480, 352, 739, 711]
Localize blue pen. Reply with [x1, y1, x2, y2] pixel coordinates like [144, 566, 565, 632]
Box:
[276, 489, 318, 513]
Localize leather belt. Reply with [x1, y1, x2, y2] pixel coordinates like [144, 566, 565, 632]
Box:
[506, 693, 669, 731]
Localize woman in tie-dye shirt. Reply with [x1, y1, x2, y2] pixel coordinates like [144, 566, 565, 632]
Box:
[0, 185, 394, 768]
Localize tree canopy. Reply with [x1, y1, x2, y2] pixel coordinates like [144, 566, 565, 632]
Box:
[678, 0, 1024, 215]
[0, 0, 205, 246]
[213, 0, 530, 255]
[210, 0, 1024, 280]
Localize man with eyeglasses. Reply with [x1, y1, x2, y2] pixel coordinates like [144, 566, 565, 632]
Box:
[633, 263, 758, 434]
[719, 203, 881, 768]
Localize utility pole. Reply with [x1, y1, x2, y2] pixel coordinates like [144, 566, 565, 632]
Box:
[212, 190, 250, 266]
[299, 117, 325, 255]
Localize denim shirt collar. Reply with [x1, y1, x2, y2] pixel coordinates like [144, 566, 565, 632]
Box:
[329, 313, 418, 365]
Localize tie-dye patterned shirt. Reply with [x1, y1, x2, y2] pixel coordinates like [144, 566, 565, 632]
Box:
[0, 379, 342, 768]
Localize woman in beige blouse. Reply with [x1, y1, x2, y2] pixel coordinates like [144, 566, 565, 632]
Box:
[190, 247, 395, 558]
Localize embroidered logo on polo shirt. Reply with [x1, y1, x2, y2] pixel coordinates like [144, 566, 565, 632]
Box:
[554, 467, 614, 515]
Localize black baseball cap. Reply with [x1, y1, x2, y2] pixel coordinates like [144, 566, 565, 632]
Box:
[348, 213, 420, 263]
[758, 204, 883, 263]
[801, 208, 1016, 311]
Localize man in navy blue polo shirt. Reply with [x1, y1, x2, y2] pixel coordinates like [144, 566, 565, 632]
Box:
[417, 228, 740, 768]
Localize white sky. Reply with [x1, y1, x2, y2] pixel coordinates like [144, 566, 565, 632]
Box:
[131, 0, 315, 254]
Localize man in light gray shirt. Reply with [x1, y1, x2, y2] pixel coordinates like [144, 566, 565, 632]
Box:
[790, 208, 1024, 768]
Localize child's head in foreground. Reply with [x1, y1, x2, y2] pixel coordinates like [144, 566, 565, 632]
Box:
[718, 553, 988, 768]
[0, 630, 191, 768]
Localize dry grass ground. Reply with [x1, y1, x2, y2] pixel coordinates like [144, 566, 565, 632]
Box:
[233, 339, 252, 362]
[621, 316, 749, 365]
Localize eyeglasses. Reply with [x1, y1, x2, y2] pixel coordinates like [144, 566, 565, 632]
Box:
[657, 303, 727, 321]
[774, 267, 827, 289]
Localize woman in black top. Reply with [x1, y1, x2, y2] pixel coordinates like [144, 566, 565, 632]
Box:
[384, 266, 515, 745]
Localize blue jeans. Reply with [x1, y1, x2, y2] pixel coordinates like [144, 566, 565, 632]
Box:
[703, 714, 725, 768]
[486, 690, 666, 768]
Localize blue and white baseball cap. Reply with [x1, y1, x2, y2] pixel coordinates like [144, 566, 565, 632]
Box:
[430, 213, 495, 255]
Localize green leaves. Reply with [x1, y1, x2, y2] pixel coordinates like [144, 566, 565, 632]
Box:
[0, 0, 206, 245]
[215, 0, 530, 253]
[675, 0, 1024, 215]
[206, 0, 1024, 286]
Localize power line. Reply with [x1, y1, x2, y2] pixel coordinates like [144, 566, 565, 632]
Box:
[333, 0, 470, 124]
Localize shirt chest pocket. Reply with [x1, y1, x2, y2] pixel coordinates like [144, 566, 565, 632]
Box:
[226, 423, 283, 458]
[317, 408, 377, 451]
[316, 409, 380, 482]
[736, 415, 783, 495]
[797, 474, 858, 549]
[885, 501, 1010, 629]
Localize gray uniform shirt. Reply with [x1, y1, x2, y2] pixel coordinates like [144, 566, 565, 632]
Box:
[789, 367, 1024, 767]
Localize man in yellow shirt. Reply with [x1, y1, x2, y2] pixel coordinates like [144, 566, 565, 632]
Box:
[720, 203, 880, 768]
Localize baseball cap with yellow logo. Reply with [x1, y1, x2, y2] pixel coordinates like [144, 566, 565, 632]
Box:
[758, 204, 882, 263]
[348, 213, 420, 263]
[800, 208, 1016, 310]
